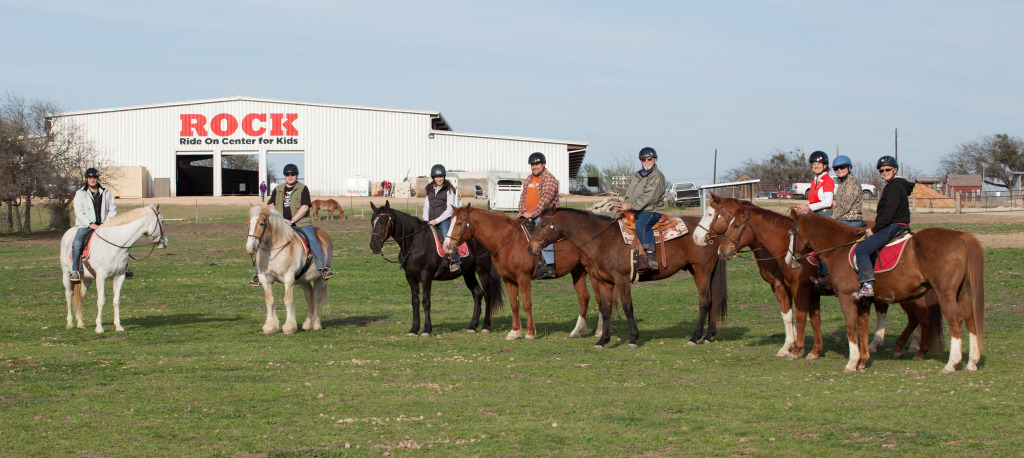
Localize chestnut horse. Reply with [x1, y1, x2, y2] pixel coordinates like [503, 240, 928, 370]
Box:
[694, 194, 942, 360]
[785, 210, 984, 372]
[442, 204, 599, 340]
[525, 207, 728, 348]
[312, 199, 344, 220]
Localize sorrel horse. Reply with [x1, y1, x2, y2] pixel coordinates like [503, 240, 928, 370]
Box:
[60, 205, 168, 333]
[246, 204, 333, 334]
[369, 201, 503, 336]
[785, 209, 985, 372]
[694, 194, 942, 360]
[312, 199, 344, 220]
[442, 204, 598, 340]
[525, 207, 728, 348]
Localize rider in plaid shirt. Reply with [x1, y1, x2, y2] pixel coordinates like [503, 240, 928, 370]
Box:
[519, 152, 560, 279]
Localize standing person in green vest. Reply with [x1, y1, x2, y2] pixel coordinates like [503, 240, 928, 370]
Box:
[251, 163, 333, 285]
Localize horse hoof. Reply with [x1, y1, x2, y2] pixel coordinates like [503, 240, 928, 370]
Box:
[480, 329, 490, 334]
[594, 344, 604, 349]
[465, 329, 476, 333]
[505, 331, 519, 340]
[420, 333, 431, 338]
[627, 343, 639, 349]
[115, 326, 125, 332]
[525, 334, 535, 340]
[406, 332, 417, 337]
[66, 323, 73, 330]
[893, 351, 904, 359]
[785, 354, 799, 361]
[966, 362, 978, 371]
[95, 328, 104, 334]
[857, 366, 866, 372]
[912, 354, 924, 361]
[941, 367, 956, 374]
[805, 353, 819, 360]
[776, 350, 790, 357]
[283, 328, 297, 335]
[843, 366, 856, 373]
[686, 341, 697, 347]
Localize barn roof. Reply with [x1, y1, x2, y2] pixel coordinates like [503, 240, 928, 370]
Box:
[946, 174, 983, 187]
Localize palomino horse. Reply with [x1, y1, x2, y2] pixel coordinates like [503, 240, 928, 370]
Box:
[59, 204, 168, 333]
[693, 194, 942, 360]
[369, 201, 503, 336]
[442, 204, 598, 340]
[525, 207, 728, 348]
[785, 210, 984, 372]
[246, 204, 333, 334]
[312, 199, 344, 220]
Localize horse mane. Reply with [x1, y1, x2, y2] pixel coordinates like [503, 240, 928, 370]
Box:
[554, 207, 615, 223]
[104, 205, 154, 227]
[386, 206, 427, 231]
[735, 201, 793, 232]
[250, 205, 294, 237]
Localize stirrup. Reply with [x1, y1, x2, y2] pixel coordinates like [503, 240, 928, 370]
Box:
[853, 283, 874, 299]
[124, 270, 134, 280]
[449, 261, 461, 272]
[69, 272, 82, 283]
[249, 275, 260, 286]
[320, 268, 335, 280]
[644, 250, 659, 271]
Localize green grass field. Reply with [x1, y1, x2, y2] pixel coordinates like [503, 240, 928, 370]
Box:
[2, 202, 1023, 456]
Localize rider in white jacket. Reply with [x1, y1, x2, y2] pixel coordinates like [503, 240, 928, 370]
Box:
[69, 168, 125, 282]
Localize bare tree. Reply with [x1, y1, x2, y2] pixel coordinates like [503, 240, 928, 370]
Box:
[1, 93, 106, 234]
[938, 134, 1024, 190]
[725, 147, 810, 185]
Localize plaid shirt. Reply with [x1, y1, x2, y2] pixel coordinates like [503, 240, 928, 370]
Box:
[518, 169, 560, 218]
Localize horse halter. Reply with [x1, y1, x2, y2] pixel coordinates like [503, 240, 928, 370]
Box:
[695, 206, 726, 246]
[718, 208, 753, 251]
[370, 212, 394, 247]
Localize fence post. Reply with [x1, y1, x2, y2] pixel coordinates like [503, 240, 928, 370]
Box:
[955, 191, 961, 214]
[912, 195, 917, 214]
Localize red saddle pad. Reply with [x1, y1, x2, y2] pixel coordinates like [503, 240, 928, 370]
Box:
[848, 234, 911, 274]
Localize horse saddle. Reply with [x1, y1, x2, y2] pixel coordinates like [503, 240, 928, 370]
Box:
[430, 226, 469, 258]
[617, 213, 689, 245]
[848, 231, 913, 274]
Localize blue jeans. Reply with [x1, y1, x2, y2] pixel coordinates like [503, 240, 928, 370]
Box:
[532, 217, 554, 264]
[853, 224, 908, 284]
[298, 225, 327, 270]
[634, 211, 662, 251]
[71, 227, 92, 273]
[437, 219, 460, 265]
[820, 220, 862, 276]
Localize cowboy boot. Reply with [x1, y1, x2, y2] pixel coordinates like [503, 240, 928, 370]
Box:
[636, 250, 650, 271]
[249, 274, 260, 286]
[645, 249, 659, 272]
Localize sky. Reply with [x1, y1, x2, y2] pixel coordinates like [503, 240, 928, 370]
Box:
[3, 0, 1022, 187]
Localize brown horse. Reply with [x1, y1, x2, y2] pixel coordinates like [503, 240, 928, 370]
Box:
[312, 199, 345, 220]
[442, 204, 598, 340]
[785, 209, 984, 372]
[695, 194, 942, 361]
[525, 207, 728, 348]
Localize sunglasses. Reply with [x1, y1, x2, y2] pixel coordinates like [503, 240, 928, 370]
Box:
[284, 173, 298, 177]
[640, 158, 655, 163]
[878, 167, 895, 173]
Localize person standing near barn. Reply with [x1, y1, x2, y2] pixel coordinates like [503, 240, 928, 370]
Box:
[615, 147, 667, 271]
[423, 164, 461, 272]
[518, 152, 560, 279]
[852, 156, 914, 299]
[259, 181, 267, 202]
[254, 164, 333, 285]
[69, 168, 130, 282]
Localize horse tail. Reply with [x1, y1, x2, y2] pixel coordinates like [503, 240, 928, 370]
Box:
[710, 257, 729, 326]
[483, 256, 506, 316]
[72, 281, 84, 322]
[961, 232, 985, 353]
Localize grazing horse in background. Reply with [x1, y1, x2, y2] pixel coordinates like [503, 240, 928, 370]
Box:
[60, 205, 168, 333]
[786, 210, 985, 372]
[694, 194, 942, 360]
[311, 199, 345, 220]
[526, 207, 728, 349]
[246, 204, 333, 334]
[369, 201, 503, 336]
[442, 204, 599, 340]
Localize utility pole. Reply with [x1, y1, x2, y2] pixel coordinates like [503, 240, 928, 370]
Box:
[894, 127, 899, 163]
[712, 148, 718, 184]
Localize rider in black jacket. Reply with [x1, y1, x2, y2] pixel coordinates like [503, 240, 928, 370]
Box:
[852, 156, 915, 298]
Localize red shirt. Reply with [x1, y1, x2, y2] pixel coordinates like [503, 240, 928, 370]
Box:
[808, 172, 835, 211]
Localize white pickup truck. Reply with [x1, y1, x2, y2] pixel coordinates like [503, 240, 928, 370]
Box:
[792, 182, 876, 199]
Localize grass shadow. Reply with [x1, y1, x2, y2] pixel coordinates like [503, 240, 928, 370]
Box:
[123, 313, 241, 328]
[321, 315, 389, 328]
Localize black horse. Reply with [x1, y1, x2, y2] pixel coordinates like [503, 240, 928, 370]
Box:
[369, 201, 504, 336]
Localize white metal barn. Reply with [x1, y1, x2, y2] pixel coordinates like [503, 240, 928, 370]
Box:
[49, 96, 587, 198]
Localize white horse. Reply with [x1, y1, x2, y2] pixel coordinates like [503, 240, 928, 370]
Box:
[60, 204, 168, 333]
[246, 204, 333, 334]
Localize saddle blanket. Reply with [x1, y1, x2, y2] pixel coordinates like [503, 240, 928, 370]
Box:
[67, 233, 97, 261]
[431, 227, 469, 258]
[848, 232, 912, 274]
[617, 217, 688, 245]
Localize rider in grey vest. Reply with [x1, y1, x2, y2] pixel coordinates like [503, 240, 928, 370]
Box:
[423, 164, 461, 271]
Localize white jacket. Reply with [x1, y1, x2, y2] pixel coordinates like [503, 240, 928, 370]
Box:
[73, 185, 117, 228]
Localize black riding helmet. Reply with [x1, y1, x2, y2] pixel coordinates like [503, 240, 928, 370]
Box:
[638, 147, 657, 160]
[876, 155, 899, 170]
[283, 163, 299, 176]
[808, 151, 829, 165]
[528, 152, 546, 164]
[430, 164, 446, 178]
[84, 167, 100, 178]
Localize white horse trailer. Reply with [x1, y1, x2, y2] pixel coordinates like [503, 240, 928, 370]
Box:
[487, 171, 526, 212]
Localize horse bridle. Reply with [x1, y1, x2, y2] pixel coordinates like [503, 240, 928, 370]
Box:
[530, 209, 620, 252]
[92, 206, 166, 260]
[247, 210, 295, 259]
[695, 206, 726, 246]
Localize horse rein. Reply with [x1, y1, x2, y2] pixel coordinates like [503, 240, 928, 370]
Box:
[92, 206, 166, 261]
[533, 209, 621, 252]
